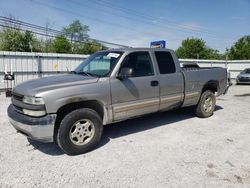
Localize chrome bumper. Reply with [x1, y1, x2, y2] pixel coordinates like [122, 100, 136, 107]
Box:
[8, 105, 56, 143]
[236, 79, 250, 84]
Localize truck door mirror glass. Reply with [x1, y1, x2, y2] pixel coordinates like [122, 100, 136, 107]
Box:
[117, 67, 133, 80]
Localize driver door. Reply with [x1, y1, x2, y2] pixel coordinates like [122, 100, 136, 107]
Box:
[110, 51, 160, 121]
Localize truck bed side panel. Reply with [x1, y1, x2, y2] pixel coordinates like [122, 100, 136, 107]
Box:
[182, 67, 227, 107]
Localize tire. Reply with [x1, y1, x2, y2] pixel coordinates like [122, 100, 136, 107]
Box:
[56, 108, 103, 155]
[195, 90, 216, 118]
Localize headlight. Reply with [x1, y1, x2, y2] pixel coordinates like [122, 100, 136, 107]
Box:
[23, 96, 45, 105]
[23, 109, 46, 117]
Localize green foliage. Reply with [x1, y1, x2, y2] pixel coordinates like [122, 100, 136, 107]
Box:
[20, 31, 41, 52]
[75, 42, 108, 54]
[63, 20, 89, 42]
[227, 35, 250, 60]
[176, 38, 222, 59]
[4, 19, 248, 59]
[82, 42, 108, 54]
[50, 35, 71, 53]
[0, 19, 107, 54]
[40, 38, 53, 53]
[62, 20, 92, 53]
[0, 28, 40, 52]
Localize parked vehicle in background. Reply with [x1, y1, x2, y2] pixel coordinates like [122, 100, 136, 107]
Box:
[7, 48, 230, 155]
[236, 68, 250, 84]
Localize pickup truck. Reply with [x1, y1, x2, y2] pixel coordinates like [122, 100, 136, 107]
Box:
[7, 48, 230, 155]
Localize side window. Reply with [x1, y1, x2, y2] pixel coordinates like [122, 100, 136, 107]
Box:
[120, 52, 154, 77]
[155, 52, 176, 74]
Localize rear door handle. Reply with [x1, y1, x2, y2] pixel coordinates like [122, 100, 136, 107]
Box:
[151, 80, 159, 87]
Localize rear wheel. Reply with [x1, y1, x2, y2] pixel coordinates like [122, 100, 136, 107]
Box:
[195, 90, 216, 118]
[57, 108, 103, 155]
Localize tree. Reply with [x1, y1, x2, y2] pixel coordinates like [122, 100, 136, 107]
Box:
[0, 28, 41, 52]
[206, 48, 223, 59]
[80, 41, 107, 54]
[40, 37, 53, 53]
[62, 20, 90, 53]
[176, 38, 221, 59]
[227, 35, 250, 60]
[0, 17, 108, 54]
[50, 35, 71, 53]
[0, 27, 24, 51]
[63, 20, 89, 42]
[20, 31, 41, 52]
[43, 20, 54, 52]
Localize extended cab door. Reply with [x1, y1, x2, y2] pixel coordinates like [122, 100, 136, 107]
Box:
[153, 51, 184, 111]
[110, 51, 160, 121]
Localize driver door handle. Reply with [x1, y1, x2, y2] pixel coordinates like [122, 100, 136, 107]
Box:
[151, 80, 159, 87]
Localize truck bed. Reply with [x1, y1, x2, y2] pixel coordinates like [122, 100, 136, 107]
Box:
[181, 66, 228, 107]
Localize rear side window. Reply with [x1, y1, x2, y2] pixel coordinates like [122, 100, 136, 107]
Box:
[155, 52, 176, 74]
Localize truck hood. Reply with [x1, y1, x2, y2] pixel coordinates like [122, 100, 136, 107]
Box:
[13, 74, 99, 96]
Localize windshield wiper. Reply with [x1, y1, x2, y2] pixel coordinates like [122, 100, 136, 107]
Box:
[71, 71, 100, 77]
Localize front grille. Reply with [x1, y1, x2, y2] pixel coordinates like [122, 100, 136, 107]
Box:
[12, 93, 24, 101]
[12, 93, 24, 114]
[239, 77, 250, 82]
[13, 104, 23, 114]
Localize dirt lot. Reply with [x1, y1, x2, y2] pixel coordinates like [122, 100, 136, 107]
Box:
[0, 84, 250, 187]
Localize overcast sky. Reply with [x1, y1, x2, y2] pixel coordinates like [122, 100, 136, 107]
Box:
[0, 0, 249, 52]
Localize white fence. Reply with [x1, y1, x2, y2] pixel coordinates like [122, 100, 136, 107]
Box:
[180, 58, 250, 79]
[0, 51, 88, 89]
[1, 51, 250, 90]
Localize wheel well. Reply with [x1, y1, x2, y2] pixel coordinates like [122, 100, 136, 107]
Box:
[202, 81, 218, 93]
[54, 100, 104, 139]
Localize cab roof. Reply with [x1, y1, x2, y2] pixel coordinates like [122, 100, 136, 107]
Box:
[102, 48, 174, 53]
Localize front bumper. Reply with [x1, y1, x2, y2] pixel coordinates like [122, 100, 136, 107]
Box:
[236, 78, 250, 84]
[7, 104, 56, 142]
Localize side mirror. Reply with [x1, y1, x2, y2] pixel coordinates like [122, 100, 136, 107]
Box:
[117, 67, 133, 80]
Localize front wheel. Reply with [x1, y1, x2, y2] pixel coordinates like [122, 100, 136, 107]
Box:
[57, 108, 103, 155]
[195, 90, 216, 118]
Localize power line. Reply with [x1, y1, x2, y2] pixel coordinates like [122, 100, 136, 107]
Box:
[30, 0, 239, 40]
[25, 0, 214, 38]
[0, 16, 131, 48]
[89, 0, 240, 39]
[25, 0, 136, 32]
[0, 16, 61, 34]
[0, 23, 124, 47]
[0, 17, 61, 35]
[0, 23, 58, 38]
[89, 0, 208, 33]
[69, 0, 211, 37]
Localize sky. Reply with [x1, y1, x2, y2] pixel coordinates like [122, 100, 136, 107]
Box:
[0, 0, 249, 52]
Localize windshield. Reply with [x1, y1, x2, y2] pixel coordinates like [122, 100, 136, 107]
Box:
[241, 69, 250, 74]
[74, 51, 123, 77]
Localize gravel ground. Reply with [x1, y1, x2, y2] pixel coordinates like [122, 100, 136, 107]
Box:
[0, 84, 250, 188]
